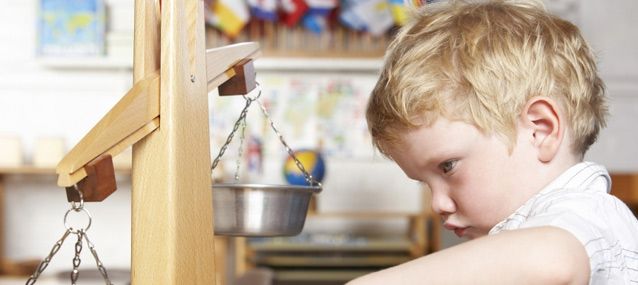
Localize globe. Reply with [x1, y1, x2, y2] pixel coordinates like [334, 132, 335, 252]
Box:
[283, 149, 326, 186]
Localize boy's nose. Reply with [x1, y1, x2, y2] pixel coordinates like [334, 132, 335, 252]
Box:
[431, 190, 456, 215]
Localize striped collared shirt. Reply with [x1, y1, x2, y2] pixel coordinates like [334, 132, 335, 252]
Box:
[490, 162, 638, 284]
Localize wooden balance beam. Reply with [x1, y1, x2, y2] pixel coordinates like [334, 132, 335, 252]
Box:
[54, 0, 260, 283]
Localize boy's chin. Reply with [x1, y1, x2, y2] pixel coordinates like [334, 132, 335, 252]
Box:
[463, 229, 487, 240]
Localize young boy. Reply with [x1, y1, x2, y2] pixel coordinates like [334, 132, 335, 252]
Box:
[349, 0, 638, 284]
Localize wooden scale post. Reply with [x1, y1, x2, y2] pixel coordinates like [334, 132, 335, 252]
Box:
[54, 0, 261, 283]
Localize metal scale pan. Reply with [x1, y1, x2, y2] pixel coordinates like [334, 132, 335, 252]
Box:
[213, 183, 321, 236]
[211, 86, 322, 237]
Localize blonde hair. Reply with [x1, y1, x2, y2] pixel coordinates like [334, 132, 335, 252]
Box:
[367, 0, 607, 156]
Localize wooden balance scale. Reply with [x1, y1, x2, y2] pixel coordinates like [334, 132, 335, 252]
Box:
[52, 0, 316, 283]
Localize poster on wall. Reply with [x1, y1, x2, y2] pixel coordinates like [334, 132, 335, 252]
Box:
[37, 0, 106, 57]
[209, 74, 377, 163]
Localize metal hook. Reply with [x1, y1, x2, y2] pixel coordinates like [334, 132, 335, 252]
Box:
[69, 184, 84, 211]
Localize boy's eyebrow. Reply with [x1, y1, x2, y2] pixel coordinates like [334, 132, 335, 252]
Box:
[404, 155, 447, 182]
[407, 151, 447, 179]
[424, 156, 450, 171]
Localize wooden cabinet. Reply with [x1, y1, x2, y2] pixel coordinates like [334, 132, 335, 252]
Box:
[233, 194, 440, 285]
[610, 174, 638, 210]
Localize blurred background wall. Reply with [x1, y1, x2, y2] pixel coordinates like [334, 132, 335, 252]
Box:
[0, 0, 636, 284]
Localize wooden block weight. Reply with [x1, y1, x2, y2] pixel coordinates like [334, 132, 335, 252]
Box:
[218, 58, 257, 96]
[65, 155, 117, 202]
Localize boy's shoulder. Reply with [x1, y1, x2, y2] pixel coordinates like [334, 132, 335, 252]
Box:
[522, 185, 638, 242]
[522, 187, 638, 282]
[494, 162, 637, 238]
[492, 161, 638, 282]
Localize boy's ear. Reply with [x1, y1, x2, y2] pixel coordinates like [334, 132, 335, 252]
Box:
[521, 97, 564, 163]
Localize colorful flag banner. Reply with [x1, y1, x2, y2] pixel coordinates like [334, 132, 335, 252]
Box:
[339, 0, 367, 31]
[302, 13, 327, 34]
[206, 0, 250, 37]
[349, 0, 394, 36]
[204, 0, 219, 26]
[388, 0, 408, 25]
[248, 0, 278, 21]
[302, 0, 338, 34]
[280, 0, 308, 27]
[305, 0, 338, 10]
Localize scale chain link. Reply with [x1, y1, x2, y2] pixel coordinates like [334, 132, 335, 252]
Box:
[234, 115, 248, 181]
[84, 232, 114, 285]
[25, 229, 72, 285]
[210, 84, 321, 186]
[70, 230, 84, 285]
[255, 95, 321, 186]
[211, 91, 261, 171]
[27, 186, 113, 285]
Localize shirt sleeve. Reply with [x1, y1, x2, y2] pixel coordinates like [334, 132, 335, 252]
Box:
[516, 191, 626, 283]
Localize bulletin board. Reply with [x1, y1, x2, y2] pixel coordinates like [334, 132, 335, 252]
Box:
[209, 72, 379, 168]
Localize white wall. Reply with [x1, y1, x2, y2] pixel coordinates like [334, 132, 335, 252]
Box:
[0, 0, 136, 274]
[0, 0, 637, 275]
[578, 1, 638, 171]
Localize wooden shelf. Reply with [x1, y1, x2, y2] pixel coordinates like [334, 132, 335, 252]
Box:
[307, 211, 421, 219]
[36, 56, 133, 70]
[274, 269, 376, 282]
[0, 166, 131, 175]
[254, 57, 383, 72]
[205, 22, 392, 59]
[0, 165, 131, 277]
[0, 166, 57, 175]
[249, 237, 414, 253]
[253, 255, 411, 267]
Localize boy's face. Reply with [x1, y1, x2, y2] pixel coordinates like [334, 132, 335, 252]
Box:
[386, 117, 541, 239]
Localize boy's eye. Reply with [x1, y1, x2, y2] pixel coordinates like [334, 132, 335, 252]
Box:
[439, 159, 458, 174]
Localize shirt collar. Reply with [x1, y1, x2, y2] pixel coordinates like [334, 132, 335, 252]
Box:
[537, 161, 611, 195]
[488, 161, 611, 235]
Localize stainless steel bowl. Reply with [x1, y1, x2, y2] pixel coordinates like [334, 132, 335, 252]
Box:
[212, 183, 322, 236]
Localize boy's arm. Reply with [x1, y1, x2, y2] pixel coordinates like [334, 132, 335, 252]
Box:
[347, 226, 589, 285]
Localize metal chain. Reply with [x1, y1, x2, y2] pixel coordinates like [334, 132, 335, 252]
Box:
[84, 232, 114, 285]
[70, 230, 84, 285]
[254, 93, 322, 187]
[210, 83, 321, 186]
[25, 229, 72, 285]
[211, 90, 262, 171]
[26, 185, 113, 285]
[234, 115, 248, 181]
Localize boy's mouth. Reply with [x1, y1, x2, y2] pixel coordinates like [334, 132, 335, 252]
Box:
[453, 227, 467, 238]
[443, 223, 468, 238]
